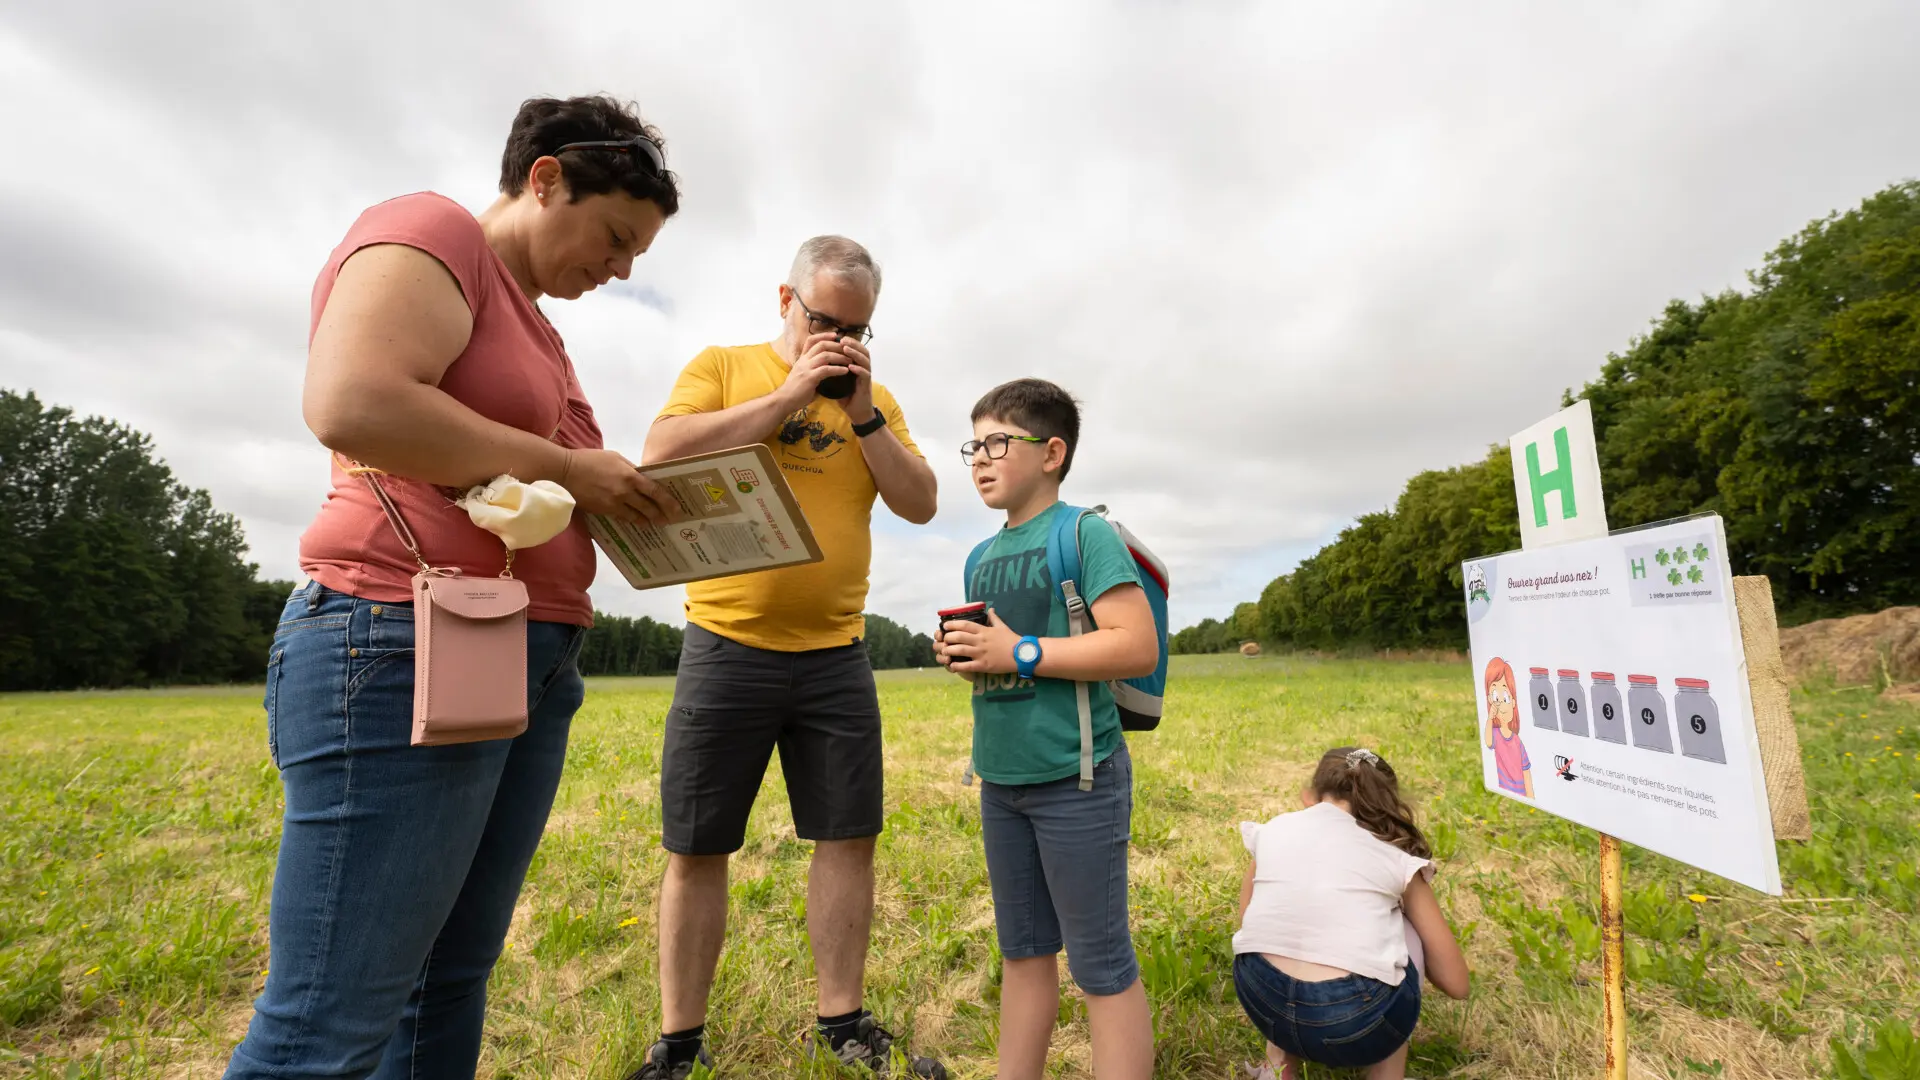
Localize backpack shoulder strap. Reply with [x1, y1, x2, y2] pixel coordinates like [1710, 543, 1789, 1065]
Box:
[1044, 505, 1097, 791]
[1045, 505, 1092, 623]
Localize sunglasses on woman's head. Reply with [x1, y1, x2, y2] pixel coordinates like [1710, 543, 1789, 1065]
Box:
[554, 136, 667, 176]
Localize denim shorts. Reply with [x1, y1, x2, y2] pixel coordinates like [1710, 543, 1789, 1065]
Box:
[979, 742, 1137, 996]
[1233, 952, 1421, 1069]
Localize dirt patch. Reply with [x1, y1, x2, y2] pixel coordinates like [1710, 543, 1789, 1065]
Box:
[1882, 683, 1920, 706]
[1778, 606, 1920, 687]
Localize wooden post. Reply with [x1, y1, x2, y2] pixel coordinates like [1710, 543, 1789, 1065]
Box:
[1600, 833, 1627, 1080]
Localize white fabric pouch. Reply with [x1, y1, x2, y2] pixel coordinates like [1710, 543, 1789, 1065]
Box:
[457, 475, 576, 550]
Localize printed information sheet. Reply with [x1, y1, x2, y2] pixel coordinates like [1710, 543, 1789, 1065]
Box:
[1463, 514, 1782, 893]
[588, 444, 823, 590]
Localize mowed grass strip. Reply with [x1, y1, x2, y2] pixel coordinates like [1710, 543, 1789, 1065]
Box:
[1, 657, 1914, 1078]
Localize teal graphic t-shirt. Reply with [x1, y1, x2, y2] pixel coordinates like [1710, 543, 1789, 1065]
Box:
[966, 503, 1142, 785]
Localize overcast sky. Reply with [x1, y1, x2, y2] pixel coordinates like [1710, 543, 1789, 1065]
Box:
[4, 2, 1918, 636]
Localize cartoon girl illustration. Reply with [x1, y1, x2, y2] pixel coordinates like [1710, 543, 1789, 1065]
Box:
[1484, 656, 1535, 798]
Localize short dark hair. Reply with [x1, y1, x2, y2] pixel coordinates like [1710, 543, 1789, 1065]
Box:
[499, 95, 681, 216]
[971, 378, 1082, 480]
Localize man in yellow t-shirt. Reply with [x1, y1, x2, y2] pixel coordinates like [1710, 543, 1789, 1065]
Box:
[629, 236, 943, 1080]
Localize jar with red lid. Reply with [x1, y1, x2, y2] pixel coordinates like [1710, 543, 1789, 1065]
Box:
[1674, 677, 1725, 763]
[1628, 674, 1674, 753]
[1555, 669, 1588, 737]
[1590, 672, 1626, 744]
[1529, 666, 1557, 731]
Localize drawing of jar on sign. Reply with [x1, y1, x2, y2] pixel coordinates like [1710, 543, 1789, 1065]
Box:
[1590, 672, 1627, 745]
[1529, 667, 1558, 731]
[1628, 674, 1675, 754]
[1675, 678, 1727, 764]
[1556, 669, 1589, 737]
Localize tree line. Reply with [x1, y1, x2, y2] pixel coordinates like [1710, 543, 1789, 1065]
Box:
[1, 389, 940, 690]
[1177, 179, 1920, 653]
[1, 391, 291, 691]
[578, 612, 934, 677]
[1169, 608, 1258, 656]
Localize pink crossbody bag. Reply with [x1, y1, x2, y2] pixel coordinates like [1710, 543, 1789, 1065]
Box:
[358, 468, 531, 747]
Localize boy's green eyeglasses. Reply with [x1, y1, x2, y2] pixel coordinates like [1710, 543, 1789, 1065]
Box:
[961, 432, 1047, 465]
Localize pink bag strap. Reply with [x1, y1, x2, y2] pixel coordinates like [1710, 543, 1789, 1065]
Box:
[337, 455, 514, 578]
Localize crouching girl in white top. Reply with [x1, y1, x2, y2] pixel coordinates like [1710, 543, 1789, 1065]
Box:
[1233, 747, 1471, 1080]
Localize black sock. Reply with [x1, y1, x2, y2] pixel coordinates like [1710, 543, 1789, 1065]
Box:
[659, 1025, 705, 1066]
[817, 1008, 867, 1049]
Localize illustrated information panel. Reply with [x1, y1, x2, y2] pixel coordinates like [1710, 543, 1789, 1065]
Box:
[1464, 515, 1780, 893]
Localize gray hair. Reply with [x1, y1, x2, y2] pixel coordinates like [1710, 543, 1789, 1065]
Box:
[787, 235, 882, 298]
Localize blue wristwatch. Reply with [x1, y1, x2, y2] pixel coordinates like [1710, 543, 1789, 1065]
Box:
[1013, 636, 1043, 680]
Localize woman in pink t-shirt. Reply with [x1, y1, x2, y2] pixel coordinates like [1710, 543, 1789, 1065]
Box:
[227, 96, 680, 1080]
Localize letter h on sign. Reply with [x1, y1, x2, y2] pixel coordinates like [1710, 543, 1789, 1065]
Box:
[1526, 427, 1578, 528]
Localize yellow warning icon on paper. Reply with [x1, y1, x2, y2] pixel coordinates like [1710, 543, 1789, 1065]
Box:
[686, 474, 731, 512]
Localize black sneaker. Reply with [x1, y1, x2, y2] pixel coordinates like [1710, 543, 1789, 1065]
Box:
[623, 1038, 713, 1080]
[805, 1013, 947, 1079]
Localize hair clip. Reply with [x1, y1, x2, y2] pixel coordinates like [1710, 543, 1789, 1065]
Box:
[1345, 748, 1381, 770]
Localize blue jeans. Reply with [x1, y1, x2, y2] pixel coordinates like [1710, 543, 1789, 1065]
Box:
[225, 582, 586, 1079]
[979, 742, 1138, 996]
[1233, 953, 1421, 1069]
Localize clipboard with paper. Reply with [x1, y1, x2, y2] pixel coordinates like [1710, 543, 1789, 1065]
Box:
[587, 444, 824, 590]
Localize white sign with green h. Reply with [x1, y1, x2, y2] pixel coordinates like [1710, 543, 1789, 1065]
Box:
[1510, 398, 1609, 551]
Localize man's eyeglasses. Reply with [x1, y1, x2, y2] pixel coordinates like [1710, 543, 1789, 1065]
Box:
[788, 289, 874, 345]
[961, 432, 1048, 465]
[554, 136, 668, 177]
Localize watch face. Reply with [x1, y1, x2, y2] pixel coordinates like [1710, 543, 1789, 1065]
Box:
[1015, 640, 1041, 664]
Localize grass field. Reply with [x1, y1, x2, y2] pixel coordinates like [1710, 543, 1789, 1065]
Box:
[1, 655, 1916, 1078]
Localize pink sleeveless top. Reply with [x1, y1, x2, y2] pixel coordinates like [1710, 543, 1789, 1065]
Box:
[299, 192, 604, 626]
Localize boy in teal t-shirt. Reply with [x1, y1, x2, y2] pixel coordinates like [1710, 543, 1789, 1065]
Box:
[936, 378, 1158, 1080]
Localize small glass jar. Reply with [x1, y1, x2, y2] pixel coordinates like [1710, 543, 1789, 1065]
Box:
[1590, 672, 1626, 745]
[1556, 669, 1589, 737]
[1628, 674, 1674, 754]
[1674, 678, 1725, 763]
[1529, 666, 1558, 731]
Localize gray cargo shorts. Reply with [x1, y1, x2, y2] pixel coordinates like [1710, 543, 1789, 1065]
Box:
[660, 623, 885, 856]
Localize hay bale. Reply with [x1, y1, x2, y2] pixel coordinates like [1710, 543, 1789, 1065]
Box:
[1239, 642, 1263, 658]
[1777, 605, 1920, 687]
[1882, 683, 1920, 706]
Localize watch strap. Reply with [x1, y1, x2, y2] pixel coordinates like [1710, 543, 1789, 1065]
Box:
[1015, 635, 1043, 679]
[853, 409, 888, 437]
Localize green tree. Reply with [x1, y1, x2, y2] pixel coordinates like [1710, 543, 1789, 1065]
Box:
[1171, 606, 1263, 655]
[1581, 181, 1920, 620]
[0, 390, 285, 689]
[862, 613, 937, 669]
[1170, 618, 1232, 655]
[577, 613, 684, 676]
[1242, 180, 1920, 649]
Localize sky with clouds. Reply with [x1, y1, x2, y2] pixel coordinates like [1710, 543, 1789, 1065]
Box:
[4, 2, 1918, 637]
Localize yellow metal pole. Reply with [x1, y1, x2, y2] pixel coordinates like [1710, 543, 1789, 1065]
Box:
[1600, 833, 1627, 1080]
